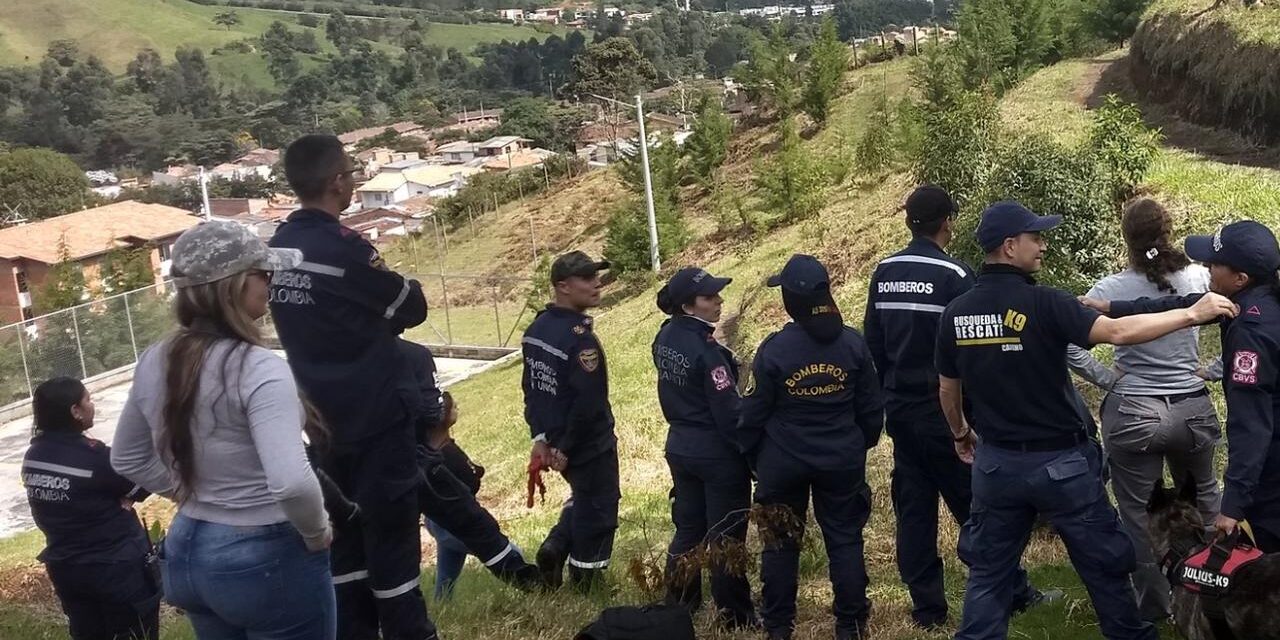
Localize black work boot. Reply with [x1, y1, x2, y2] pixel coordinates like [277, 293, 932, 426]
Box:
[567, 565, 607, 593]
[536, 540, 567, 589]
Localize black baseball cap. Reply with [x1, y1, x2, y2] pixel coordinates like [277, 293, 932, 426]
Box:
[975, 201, 1063, 252]
[551, 251, 610, 283]
[1185, 221, 1280, 277]
[666, 267, 732, 305]
[766, 254, 830, 295]
[905, 184, 958, 224]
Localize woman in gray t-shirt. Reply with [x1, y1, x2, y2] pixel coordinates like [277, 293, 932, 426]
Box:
[1068, 199, 1222, 622]
[111, 221, 334, 640]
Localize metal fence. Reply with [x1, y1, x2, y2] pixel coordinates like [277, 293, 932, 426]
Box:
[403, 273, 540, 349]
[0, 282, 175, 407]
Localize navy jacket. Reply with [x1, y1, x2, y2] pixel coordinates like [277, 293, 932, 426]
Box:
[24, 432, 150, 564]
[739, 323, 885, 470]
[864, 238, 975, 422]
[521, 305, 616, 465]
[269, 208, 428, 444]
[653, 314, 743, 460]
[1113, 287, 1280, 528]
[935, 265, 1101, 445]
[399, 339, 444, 445]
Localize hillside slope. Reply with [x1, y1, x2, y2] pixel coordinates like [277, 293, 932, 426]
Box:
[0, 0, 570, 90]
[1130, 0, 1280, 143]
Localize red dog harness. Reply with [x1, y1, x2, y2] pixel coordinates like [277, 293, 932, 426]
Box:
[1161, 530, 1264, 640]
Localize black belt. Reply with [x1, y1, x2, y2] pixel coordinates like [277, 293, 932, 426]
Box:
[1162, 388, 1209, 404]
[985, 430, 1088, 453]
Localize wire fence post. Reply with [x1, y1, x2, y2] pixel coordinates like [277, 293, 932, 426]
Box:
[123, 291, 140, 361]
[491, 282, 502, 345]
[70, 306, 88, 379]
[15, 322, 33, 398]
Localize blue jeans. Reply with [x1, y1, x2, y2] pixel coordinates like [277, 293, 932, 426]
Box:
[426, 519, 469, 600]
[162, 514, 336, 640]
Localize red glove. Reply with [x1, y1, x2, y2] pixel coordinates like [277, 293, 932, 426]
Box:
[526, 455, 547, 508]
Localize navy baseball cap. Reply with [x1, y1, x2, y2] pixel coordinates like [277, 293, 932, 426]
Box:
[666, 267, 732, 305]
[1185, 221, 1280, 277]
[975, 201, 1063, 252]
[766, 254, 830, 295]
[906, 184, 958, 224]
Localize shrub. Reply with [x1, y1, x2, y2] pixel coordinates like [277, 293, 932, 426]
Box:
[1086, 94, 1162, 203]
[754, 118, 828, 225]
[914, 89, 1001, 211]
[603, 198, 690, 276]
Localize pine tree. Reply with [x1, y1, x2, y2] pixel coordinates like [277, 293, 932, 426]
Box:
[802, 17, 850, 124]
[684, 97, 733, 184]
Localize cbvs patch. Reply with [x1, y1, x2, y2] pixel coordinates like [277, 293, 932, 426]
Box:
[578, 348, 600, 372]
[1232, 350, 1259, 385]
[710, 365, 732, 391]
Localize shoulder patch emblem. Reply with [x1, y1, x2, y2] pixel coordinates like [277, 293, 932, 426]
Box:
[1232, 350, 1259, 385]
[578, 348, 600, 372]
[710, 365, 732, 391]
[572, 325, 586, 335]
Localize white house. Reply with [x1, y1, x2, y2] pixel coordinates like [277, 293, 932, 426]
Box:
[497, 8, 524, 22]
[436, 141, 480, 164]
[477, 135, 531, 157]
[356, 166, 483, 209]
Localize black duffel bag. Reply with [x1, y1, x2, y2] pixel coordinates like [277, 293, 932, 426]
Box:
[574, 604, 696, 640]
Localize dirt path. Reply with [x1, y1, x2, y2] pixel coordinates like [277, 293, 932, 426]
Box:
[1073, 50, 1280, 169]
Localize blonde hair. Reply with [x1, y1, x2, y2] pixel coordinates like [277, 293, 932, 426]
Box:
[161, 272, 262, 499]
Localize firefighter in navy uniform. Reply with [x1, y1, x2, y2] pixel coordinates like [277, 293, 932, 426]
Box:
[521, 251, 620, 590]
[399, 339, 543, 588]
[269, 135, 438, 640]
[740, 254, 885, 640]
[651, 267, 757, 630]
[24, 377, 158, 640]
[1092, 221, 1280, 552]
[863, 185, 1051, 629]
[935, 201, 1236, 640]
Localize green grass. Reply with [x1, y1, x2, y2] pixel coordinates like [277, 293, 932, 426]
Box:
[1145, 0, 1280, 47]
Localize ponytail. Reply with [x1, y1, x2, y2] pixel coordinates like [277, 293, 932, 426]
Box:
[1122, 199, 1190, 294]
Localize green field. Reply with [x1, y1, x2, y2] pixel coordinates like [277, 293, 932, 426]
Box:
[0, 0, 576, 90]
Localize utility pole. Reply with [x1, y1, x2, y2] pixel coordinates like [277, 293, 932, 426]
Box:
[634, 94, 660, 273]
[198, 167, 212, 221]
[589, 92, 661, 273]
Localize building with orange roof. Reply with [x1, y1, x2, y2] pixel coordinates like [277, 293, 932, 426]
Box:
[0, 201, 199, 322]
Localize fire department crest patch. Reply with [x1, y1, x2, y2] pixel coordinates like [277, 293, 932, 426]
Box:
[572, 325, 586, 335]
[1233, 350, 1259, 385]
[578, 348, 600, 372]
[710, 365, 732, 391]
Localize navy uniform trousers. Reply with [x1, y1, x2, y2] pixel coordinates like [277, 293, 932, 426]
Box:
[756, 439, 872, 637]
[954, 441, 1156, 640]
[664, 452, 755, 627]
[543, 447, 621, 582]
[890, 418, 1037, 627]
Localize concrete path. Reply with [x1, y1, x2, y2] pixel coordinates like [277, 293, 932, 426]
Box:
[0, 356, 496, 538]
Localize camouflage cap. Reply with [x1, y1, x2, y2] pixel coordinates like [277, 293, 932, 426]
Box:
[170, 220, 302, 288]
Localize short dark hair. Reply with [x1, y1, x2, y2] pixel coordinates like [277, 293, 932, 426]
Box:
[908, 216, 947, 239]
[33, 377, 86, 435]
[284, 134, 347, 201]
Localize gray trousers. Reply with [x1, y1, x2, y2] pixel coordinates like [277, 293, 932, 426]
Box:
[1100, 391, 1221, 621]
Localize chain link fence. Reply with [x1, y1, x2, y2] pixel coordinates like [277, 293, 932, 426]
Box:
[0, 282, 175, 407]
[403, 273, 540, 349]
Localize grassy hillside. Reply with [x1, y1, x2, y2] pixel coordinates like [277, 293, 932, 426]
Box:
[1130, 0, 1280, 143]
[0, 0, 573, 90]
[8, 49, 1280, 637]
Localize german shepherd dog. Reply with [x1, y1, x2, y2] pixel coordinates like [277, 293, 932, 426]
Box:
[1147, 478, 1280, 639]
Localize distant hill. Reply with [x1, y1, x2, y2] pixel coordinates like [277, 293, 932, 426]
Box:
[0, 0, 573, 90]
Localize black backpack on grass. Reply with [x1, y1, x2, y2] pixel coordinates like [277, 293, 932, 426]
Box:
[574, 604, 696, 640]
